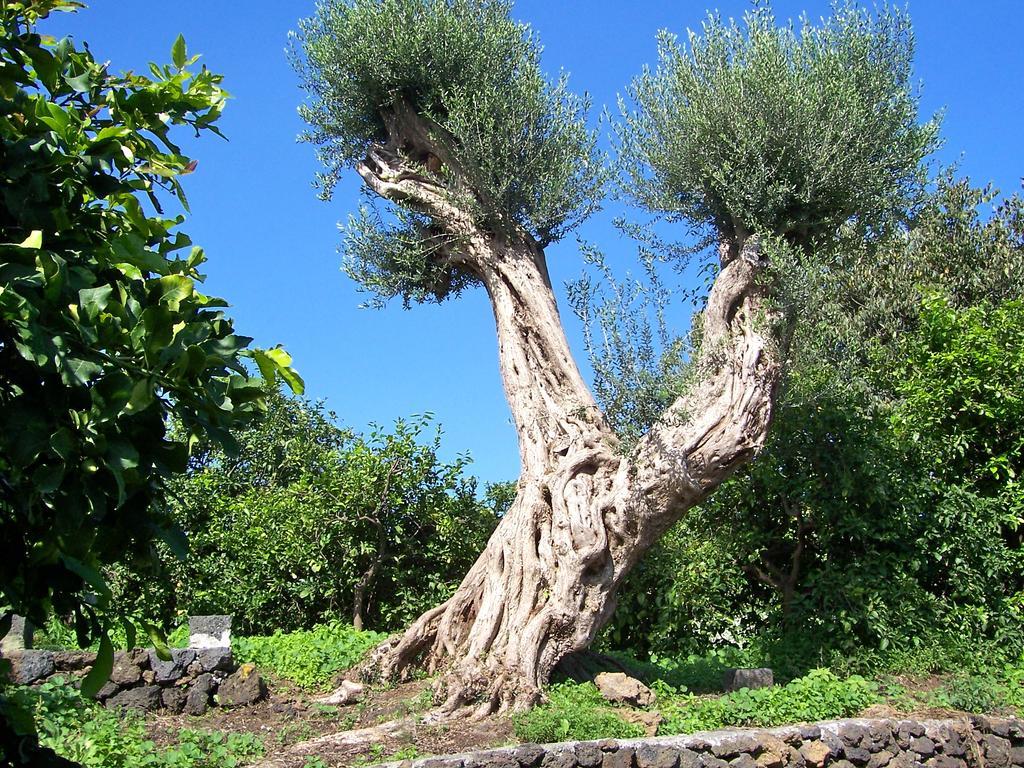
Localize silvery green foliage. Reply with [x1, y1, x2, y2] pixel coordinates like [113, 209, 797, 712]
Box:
[618, 2, 940, 249]
[567, 245, 690, 447]
[294, 0, 606, 304]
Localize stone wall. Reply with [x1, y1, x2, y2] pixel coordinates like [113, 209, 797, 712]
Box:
[375, 717, 1024, 768]
[0, 615, 267, 715]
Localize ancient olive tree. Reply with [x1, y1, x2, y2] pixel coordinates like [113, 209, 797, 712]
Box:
[295, 0, 936, 713]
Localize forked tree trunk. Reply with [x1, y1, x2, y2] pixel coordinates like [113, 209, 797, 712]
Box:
[353, 104, 785, 715]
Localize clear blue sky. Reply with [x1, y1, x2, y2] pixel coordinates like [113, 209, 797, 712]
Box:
[46, 2, 1024, 485]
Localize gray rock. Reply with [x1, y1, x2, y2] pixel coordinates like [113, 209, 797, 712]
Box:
[729, 755, 758, 768]
[105, 685, 162, 712]
[94, 681, 120, 701]
[515, 745, 546, 768]
[910, 738, 936, 758]
[924, 757, 964, 768]
[110, 650, 147, 686]
[700, 757, 731, 768]
[8, 650, 55, 684]
[421, 760, 463, 768]
[189, 615, 231, 649]
[992, 722, 1012, 739]
[676, 751, 702, 768]
[712, 735, 763, 760]
[216, 664, 266, 707]
[196, 646, 233, 673]
[839, 724, 870, 748]
[845, 747, 872, 765]
[723, 668, 774, 691]
[635, 745, 680, 768]
[594, 672, 655, 707]
[184, 673, 215, 716]
[1, 615, 33, 652]
[541, 750, 577, 768]
[786, 745, 808, 768]
[148, 648, 196, 683]
[162, 687, 187, 714]
[576, 745, 604, 768]
[868, 723, 894, 749]
[1009, 747, 1024, 766]
[868, 750, 896, 768]
[603, 749, 635, 768]
[53, 650, 96, 671]
[898, 722, 926, 748]
[985, 736, 1012, 768]
[487, 758, 520, 768]
[941, 730, 966, 758]
[800, 726, 824, 741]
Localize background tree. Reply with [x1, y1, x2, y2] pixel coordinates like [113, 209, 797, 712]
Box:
[0, 1, 300, 760]
[295, 0, 936, 713]
[600, 177, 1024, 668]
[110, 391, 502, 636]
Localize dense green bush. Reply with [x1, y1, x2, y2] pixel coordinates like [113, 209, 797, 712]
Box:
[603, 178, 1024, 671]
[233, 622, 386, 690]
[108, 391, 502, 635]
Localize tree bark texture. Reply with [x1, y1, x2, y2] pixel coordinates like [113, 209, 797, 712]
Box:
[352, 103, 786, 715]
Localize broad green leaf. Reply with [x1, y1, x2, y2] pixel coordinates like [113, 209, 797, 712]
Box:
[156, 274, 194, 309]
[146, 623, 172, 661]
[19, 230, 42, 249]
[79, 284, 114, 317]
[172, 34, 187, 69]
[80, 633, 114, 698]
[62, 555, 113, 606]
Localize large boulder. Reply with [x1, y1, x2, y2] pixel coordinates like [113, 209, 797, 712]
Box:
[216, 663, 267, 707]
[162, 687, 187, 714]
[594, 671, 655, 707]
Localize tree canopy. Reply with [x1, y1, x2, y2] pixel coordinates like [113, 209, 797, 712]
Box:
[295, 0, 606, 305]
[618, 3, 939, 250]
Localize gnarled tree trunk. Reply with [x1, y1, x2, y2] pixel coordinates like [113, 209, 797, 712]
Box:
[353, 103, 785, 715]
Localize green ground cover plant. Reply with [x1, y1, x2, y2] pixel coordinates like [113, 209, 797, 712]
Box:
[232, 622, 386, 690]
[11, 678, 263, 767]
[511, 681, 645, 743]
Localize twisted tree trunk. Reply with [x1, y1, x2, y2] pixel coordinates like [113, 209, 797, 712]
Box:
[353, 103, 785, 715]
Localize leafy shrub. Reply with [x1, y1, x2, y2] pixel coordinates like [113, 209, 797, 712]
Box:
[15, 677, 263, 767]
[660, 669, 878, 735]
[110, 395, 501, 636]
[512, 682, 645, 743]
[233, 622, 385, 689]
[934, 674, 1006, 713]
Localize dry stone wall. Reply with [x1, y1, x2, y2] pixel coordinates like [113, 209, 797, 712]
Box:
[374, 717, 1024, 768]
[0, 614, 267, 715]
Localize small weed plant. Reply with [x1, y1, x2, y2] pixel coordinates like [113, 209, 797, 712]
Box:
[512, 682, 646, 743]
[233, 621, 385, 689]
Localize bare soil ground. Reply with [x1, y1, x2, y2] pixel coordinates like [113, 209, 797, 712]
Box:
[146, 675, 513, 766]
